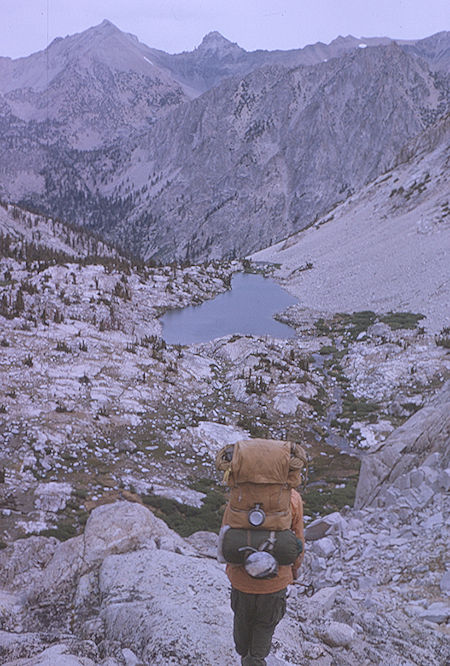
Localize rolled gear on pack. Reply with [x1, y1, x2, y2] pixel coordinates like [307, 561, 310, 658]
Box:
[221, 527, 303, 565]
[216, 438, 307, 531]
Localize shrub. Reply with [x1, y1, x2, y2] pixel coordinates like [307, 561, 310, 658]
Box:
[319, 345, 337, 356]
[142, 488, 226, 537]
[380, 312, 425, 330]
[56, 340, 72, 353]
[435, 327, 450, 349]
[303, 479, 358, 517]
[348, 310, 377, 338]
[341, 392, 380, 419]
[39, 520, 78, 541]
[314, 318, 330, 335]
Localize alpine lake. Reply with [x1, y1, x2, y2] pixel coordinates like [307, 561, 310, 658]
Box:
[160, 271, 298, 344]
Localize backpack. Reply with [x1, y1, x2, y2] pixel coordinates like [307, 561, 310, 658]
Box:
[216, 438, 307, 531]
[216, 439, 307, 575]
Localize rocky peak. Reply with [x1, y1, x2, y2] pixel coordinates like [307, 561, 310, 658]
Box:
[57, 18, 133, 54]
[40, 18, 146, 71]
[196, 31, 244, 55]
[98, 18, 118, 30]
[331, 34, 358, 44]
[82, 18, 122, 36]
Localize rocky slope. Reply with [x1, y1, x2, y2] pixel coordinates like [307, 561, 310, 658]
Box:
[252, 113, 450, 334]
[0, 24, 448, 261]
[108, 43, 448, 262]
[0, 381, 449, 665]
[401, 31, 450, 73]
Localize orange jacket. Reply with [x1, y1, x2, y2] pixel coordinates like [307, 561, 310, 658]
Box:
[223, 489, 304, 593]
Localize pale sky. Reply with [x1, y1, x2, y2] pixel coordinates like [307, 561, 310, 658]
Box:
[1, 0, 449, 59]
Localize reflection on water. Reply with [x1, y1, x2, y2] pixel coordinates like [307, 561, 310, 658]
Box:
[160, 272, 298, 345]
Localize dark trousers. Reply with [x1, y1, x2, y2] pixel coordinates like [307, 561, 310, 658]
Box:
[230, 587, 287, 666]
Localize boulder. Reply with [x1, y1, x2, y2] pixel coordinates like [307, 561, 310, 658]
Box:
[82, 501, 172, 567]
[30, 502, 182, 601]
[273, 390, 299, 415]
[29, 535, 85, 600]
[273, 382, 317, 416]
[98, 548, 236, 664]
[214, 337, 261, 363]
[186, 531, 218, 559]
[438, 468, 450, 491]
[115, 439, 137, 453]
[311, 537, 335, 559]
[367, 323, 391, 338]
[418, 602, 450, 624]
[230, 378, 249, 402]
[317, 621, 356, 647]
[180, 421, 248, 458]
[178, 351, 216, 381]
[121, 648, 140, 666]
[304, 586, 340, 618]
[305, 512, 347, 540]
[33, 482, 72, 513]
[401, 484, 434, 510]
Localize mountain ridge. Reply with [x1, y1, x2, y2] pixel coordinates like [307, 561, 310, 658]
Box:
[0, 22, 448, 261]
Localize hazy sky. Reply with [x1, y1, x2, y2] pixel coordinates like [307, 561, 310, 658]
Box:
[1, 0, 449, 59]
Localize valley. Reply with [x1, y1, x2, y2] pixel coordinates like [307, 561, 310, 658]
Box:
[0, 21, 449, 666]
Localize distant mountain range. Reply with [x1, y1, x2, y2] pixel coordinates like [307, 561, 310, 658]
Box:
[0, 20, 448, 261]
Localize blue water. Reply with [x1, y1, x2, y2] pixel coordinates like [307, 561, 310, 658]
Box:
[160, 272, 298, 344]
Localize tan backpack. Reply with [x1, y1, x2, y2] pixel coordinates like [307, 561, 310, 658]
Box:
[216, 438, 307, 531]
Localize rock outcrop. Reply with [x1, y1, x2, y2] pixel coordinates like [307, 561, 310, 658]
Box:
[355, 380, 450, 508]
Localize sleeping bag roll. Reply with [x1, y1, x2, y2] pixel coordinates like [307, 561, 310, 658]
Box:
[222, 528, 302, 565]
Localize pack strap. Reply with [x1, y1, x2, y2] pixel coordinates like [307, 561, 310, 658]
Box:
[238, 530, 277, 557]
[258, 531, 277, 553]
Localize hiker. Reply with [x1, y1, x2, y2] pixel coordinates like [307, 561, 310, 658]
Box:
[216, 439, 306, 666]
